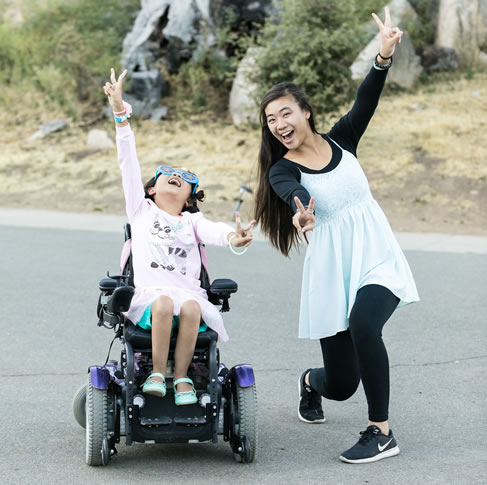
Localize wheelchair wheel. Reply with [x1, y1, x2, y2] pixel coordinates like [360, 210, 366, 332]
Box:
[85, 375, 108, 466]
[232, 383, 257, 463]
[72, 384, 87, 429]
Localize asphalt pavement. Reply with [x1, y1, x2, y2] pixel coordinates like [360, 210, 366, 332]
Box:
[0, 211, 485, 485]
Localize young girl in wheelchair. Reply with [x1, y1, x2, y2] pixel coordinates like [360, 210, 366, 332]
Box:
[103, 68, 255, 406]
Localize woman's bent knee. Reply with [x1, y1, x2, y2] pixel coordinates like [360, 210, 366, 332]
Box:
[331, 384, 359, 401]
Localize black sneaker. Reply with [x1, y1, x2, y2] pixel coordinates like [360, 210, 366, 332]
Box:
[298, 369, 326, 423]
[339, 425, 400, 464]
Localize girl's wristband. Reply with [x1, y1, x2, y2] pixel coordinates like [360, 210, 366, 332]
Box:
[228, 234, 248, 256]
[114, 113, 129, 123]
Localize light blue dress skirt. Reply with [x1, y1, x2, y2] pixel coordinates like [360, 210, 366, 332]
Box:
[298, 142, 419, 339]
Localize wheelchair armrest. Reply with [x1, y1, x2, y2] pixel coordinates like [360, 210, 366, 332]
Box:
[99, 277, 118, 291]
[209, 278, 238, 297]
[107, 285, 135, 313]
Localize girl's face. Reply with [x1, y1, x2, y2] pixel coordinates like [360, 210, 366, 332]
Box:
[264, 95, 311, 150]
[149, 172, 193, 208]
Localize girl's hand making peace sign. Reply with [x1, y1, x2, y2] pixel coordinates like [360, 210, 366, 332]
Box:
[293, 196, 315, 233]
[229, 212, 256, 248]
[103, 68, 127, 113]
[372, 6, 403, 60]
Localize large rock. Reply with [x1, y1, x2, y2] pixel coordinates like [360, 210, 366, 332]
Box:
[351, 32, 422, 88]
[122, 0, 172, 72]
[361, 0, 420, 39]
[229, 47, 261, 126]
[350, 0, 423, 88]
[27, 120, 68, 142]
[420, 45, 459, 72]
[87, 130, 114, 152]
[122, 0, 212, 74]
[131, 69, 164, 108]
[120, 0, 274, 118]
[436, 0, 487, 67]
[122, 0, 274, 73]
[3, 2, 24, 25]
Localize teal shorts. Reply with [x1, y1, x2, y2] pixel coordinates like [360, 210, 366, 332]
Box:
[137, 303, 208, 334]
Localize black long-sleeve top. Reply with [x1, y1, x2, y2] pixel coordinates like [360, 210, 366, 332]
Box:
[269, 66, 388, 212]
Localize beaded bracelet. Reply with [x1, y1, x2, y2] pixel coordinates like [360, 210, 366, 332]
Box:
[373, 53, 393, 71]
[228, 234, 248, 256]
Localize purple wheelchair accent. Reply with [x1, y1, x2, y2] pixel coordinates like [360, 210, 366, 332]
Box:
[228, 364, 255, 387]
[89, 366, 110, 390]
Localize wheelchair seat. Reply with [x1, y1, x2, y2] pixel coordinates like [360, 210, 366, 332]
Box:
[123, 322, 218, 350]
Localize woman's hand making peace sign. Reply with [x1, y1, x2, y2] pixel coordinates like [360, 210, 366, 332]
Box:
[293, 196, 315, 233]
[372, 6, 403, 60]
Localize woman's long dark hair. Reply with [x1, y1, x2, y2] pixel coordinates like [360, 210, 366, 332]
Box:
[144, 174, 205, 213]
[254, 82, 318, 256]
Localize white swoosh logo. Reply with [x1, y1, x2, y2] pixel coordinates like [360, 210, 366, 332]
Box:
[378, 439, 393, 452]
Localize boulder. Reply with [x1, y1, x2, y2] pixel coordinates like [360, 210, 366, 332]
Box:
[3, 2, 24, 25]
[229, 47, 261, 126]
[350, 0, 423, 88]
[351, 32, 423, 89]
[420, 45, 459, 72]
[130, 69, 164, 108]
[436, 0, 487, 67]
[87, 130, 114, 152]
[361, 0, 420, 40]
[151, 106, 169, 121]
[122, 0, 172, 72]
[27, 120, 68, 142]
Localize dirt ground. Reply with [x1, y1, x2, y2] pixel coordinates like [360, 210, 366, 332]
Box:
[1, 73, 486, 235]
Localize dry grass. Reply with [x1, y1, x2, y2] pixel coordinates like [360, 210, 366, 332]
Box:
[0, 72, 486, 234]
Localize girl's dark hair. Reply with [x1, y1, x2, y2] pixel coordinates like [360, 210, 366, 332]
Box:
[253, 82, 317, 257]
[144, 174, 205, 213]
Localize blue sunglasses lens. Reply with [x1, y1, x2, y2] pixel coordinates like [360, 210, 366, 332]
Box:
[155, 166, 199, 189]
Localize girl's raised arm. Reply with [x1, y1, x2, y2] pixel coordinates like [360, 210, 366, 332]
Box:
[104, 69, 146, 221]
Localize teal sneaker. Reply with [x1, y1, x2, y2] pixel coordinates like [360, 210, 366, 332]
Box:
[174, 377, 197, 405]
[142, 372, 166, 397]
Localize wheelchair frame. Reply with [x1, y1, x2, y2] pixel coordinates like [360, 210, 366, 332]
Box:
[75, 223, 257, 466]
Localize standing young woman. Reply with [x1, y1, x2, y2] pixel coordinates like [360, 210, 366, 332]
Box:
[254, 8, 419, 463]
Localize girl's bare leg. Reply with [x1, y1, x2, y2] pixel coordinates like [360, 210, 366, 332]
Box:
[174, 300, 201, 392]
[150, 295, 174, 382]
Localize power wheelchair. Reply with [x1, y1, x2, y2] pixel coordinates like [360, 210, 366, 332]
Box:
[72, 223, 257, 466]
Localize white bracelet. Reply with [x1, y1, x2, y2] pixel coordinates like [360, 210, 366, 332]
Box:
[228, 234, 248, 256]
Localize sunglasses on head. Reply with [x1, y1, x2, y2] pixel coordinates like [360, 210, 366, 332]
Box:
[154, 166, 199, 194]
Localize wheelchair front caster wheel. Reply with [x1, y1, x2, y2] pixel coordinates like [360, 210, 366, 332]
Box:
[101, 437, 110, 466]
[72, 384, 87, 429]
[241, 436, 251, 463]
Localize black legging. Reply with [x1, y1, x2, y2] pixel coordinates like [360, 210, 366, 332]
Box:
[308, 284, 399, 422]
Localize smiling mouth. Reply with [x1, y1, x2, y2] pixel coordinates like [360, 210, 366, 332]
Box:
[168, 177, 181, 188]
[281, 130, 294, 143]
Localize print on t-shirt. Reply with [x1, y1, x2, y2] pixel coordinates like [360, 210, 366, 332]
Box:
[149, 216, 194, 275]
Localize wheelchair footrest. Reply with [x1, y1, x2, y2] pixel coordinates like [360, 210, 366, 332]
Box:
[139, 415, 207, 426]
[140, 416, 172, 426]
[174, 416, 207, 425]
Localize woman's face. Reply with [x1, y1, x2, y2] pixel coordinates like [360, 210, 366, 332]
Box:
[264, 95, 311, 150]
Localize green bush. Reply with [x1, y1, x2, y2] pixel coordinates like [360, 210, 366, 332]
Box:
[407, 0, 438, 49]
[170, 49, 234, 115]
[0, 0, 139, 118]
[247, 0, 387, 117]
